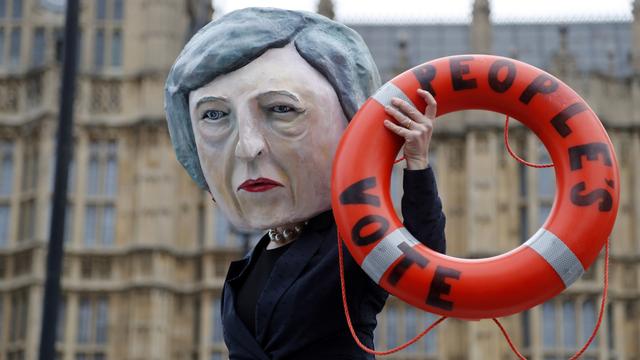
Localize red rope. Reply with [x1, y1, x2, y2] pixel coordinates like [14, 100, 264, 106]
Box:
[493, 238, 610, 360]
[499, 114, 608, 359]
[337, 229, 447, 355]
[504, 115, 554, 168]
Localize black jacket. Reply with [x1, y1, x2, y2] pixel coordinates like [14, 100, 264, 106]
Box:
[221, 168, 446, 359]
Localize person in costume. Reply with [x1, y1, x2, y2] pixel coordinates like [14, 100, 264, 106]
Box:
[165, 8, 446, 359]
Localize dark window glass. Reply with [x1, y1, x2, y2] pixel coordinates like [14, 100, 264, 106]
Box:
[95, 0, 106, 20]
[84, 206, 97, 246]
[521, 310, 531, 347]
[211, 297, 223, 343]
[114, 0, 123, 20]
[110, 30, 122, 67]
[32, 28, 46, 67]
[101, 205, 114, 246]
[0, 206, 9, 246]
[95, 297, 108, 343]
[386, 306, 397, 348]
[542, 301, 557, 348]
[0, 142, 14, 195]
[583, 299, 597, 349]
[11, 0, 21, 19]
[607, 303, 614, 350]
[77, 297, 90, 343]
[562, 301, 576, 348]
[56, 297, 66, 342]
[93, 29, 104, 69]
[9, 27, 20, 67]
[0, 28, 5, 64]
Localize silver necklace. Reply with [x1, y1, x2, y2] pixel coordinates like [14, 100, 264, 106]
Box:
[268, 221, 307, 243]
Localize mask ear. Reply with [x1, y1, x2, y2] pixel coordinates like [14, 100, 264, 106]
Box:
[208, 190, 215, 203]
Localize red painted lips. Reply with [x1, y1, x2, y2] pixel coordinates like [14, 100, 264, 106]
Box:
[237, 178, 284, 192]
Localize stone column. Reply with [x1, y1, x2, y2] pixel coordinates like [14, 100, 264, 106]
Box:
[471, 0, 492, 54]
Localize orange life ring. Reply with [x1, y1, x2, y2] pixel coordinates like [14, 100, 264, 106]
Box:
[331, 55, 620, 320]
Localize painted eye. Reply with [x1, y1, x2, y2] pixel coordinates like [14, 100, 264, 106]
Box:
[271, 105, 293, 113]
[202, 110, 227, 121]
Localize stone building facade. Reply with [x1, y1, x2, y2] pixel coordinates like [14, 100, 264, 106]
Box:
[0, 0, 637, 359]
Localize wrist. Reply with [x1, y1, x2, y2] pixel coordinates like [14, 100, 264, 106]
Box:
[405, 157, 429, 170]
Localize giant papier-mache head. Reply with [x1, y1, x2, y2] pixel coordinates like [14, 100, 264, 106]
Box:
[165, 7, 381, 230]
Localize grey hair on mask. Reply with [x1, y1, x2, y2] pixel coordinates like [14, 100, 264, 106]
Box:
[164, 7, 381, 189]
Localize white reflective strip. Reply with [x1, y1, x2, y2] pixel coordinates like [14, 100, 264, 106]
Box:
[524, 228, 585, 288]
[361, 227, 420, 284]
[372, 82, 416, 108]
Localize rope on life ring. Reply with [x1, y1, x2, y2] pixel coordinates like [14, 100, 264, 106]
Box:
[331, 54, 619, 320]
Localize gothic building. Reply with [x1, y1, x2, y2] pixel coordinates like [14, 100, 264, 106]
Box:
[0, 0, 637, 359]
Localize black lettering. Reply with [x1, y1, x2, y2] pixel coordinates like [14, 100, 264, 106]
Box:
[488, 59, 516, 93]
[570, 182, 613, 212]
[426, 266, 461, 311]
[339, 177, 380, 207]
[605, 179, 615, 189]
[412, 64, 437, 97]
[519, 74, 559, 105]
[568, 143, 613, 170]
[550, 102, 589, 138]
[450, 56, 478, 91]
[388, 242, 430, 286]
[352, 215, 389, 246]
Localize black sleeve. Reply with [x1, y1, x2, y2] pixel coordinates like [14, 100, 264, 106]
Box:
[401, 167, 446, 254]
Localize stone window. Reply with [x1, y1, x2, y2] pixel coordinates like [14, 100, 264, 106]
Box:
[95, 0, 106, 20]
[536, 141, 555, 227]
[113, 0, 123, 20]
[521, 296, 601, 359]
[374, 300, 438, 356]
[11, 0, 20, 19]
[213, 209, 230, 247]
[9, 289, 28, 342]
[0, 28, 5, 65]
[0, 293, 3, 342]
[31, 27, 45, 67]
[92, 0, 124, 71]
[110, 29, 121, 67]
[93, 29, 104, 70]
[83, 140, 117, 247]
[211, 296, 223, 343]
[0, 140, 14, 247]
[9, 27, 20, 67]
[18, 136, 38, 242]
[76, 295, 109, 350]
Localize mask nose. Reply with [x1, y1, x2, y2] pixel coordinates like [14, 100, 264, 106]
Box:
[235, 115, 266, 161]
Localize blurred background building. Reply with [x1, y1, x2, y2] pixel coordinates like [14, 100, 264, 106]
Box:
[0, 0, 637, 359]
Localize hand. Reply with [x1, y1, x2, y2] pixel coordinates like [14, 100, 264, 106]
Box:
[383, 89, 436, 170]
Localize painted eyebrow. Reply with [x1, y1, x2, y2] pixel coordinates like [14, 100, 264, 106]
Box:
[258, 90, 300, 102]
[195, 96, 228, 109]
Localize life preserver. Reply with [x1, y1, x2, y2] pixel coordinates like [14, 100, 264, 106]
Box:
[331, 55, 620, 320]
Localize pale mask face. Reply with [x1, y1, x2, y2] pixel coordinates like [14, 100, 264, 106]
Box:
[188, 44, 348, 231]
